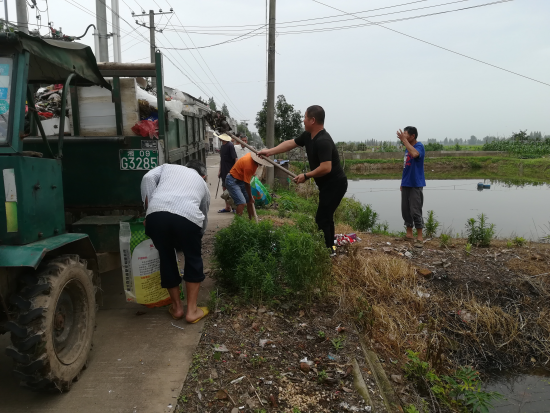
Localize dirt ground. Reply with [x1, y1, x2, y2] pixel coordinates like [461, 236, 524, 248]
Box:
[175, 298, 387, 413]
[178, 221, 549, 413]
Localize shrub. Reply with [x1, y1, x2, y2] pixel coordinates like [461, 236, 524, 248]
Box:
[424, 210, 440, 238]
[513, 236, 526, 247]
[465, 214, 495, 247]
[213, 216, 331, 302]
[404, 350, 503, 413]
[355, 204, 378, 232]
[440, 233, 451, 247]
[425, 142, 444, 151]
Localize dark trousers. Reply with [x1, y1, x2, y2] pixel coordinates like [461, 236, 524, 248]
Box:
[316, 177, 348, 249]
[401, 187, 424, 229]
[145, 211, 205, 289]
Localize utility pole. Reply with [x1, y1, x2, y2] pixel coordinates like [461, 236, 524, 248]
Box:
[266, 0, 276, 186]
[96, 0, 109, 62]
[15, 0, 28, 34]
[133, 8, 173, 90]
[111, 0, 122, 62]
[4, 0, 9, 29]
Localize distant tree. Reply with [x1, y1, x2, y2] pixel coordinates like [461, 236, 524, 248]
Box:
[443, 137, 449, 145]
[221, 103, 230, 117]
[208, 97, 217, 112]
[469, 135, 478, 145]
[236, 121, 252, 139]
[255, 95, 303, 144]
[511, 130, 529, 142]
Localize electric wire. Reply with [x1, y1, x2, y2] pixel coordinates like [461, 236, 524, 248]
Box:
[169, 13, 247, 118]
[166, 0, 466, 33]
[312, 0, 549, 86]
[158, 1, 510, 48]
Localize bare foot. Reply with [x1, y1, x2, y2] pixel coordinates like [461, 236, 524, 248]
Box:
[185, 307, 205, 323]
[169, 303, 185, 319]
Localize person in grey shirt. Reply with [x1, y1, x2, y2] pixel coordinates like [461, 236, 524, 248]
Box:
[141, 160, 210, 323]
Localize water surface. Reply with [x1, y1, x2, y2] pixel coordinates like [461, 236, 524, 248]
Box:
[347, 178, 549, 239]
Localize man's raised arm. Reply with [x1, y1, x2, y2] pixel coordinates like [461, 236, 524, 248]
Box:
[257, 139, 298, 157]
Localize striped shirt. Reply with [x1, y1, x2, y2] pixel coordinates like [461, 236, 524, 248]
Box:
[141, 164, 210, 234]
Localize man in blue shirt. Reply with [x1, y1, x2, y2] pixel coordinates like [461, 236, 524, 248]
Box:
[397, 126, 426, 248]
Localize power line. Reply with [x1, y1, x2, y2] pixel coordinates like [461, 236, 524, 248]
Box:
[158, 25, 267, 50]
[168, 12, 247, 119]
[158, 1, 511, 47]
[312, 0, 549, 86]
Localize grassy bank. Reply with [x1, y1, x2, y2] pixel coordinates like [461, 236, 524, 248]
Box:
[291, 156, 550, 181]
[210, 184, 549, 412]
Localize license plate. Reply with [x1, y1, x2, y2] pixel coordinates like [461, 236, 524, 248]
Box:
[120, 150, 158, 170]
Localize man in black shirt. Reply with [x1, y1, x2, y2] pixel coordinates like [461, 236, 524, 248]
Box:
[258, 105, 347, 252]
[217, 133, 237, 212]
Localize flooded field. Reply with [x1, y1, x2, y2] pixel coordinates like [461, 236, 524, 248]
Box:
[347, 177, 550, 239]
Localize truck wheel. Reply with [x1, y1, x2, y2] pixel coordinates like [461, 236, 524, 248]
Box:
[5, 255, 98, 392]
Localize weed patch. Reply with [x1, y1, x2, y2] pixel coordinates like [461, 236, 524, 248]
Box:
[214, 217, 330, 302]
[466, 214, 495, 247]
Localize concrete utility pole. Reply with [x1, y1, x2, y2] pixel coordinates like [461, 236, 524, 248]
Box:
[4, 0, 9, 29]
[132, 9, 172, 90]
[266, 0, 276, 186]
[15, 0, 28, 34]
[149, 10, 156, 89]
[96, 0, 109, 62]
[111, 0, 122, 62]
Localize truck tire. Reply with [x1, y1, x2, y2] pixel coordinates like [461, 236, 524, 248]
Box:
[5, 255, 98, 392]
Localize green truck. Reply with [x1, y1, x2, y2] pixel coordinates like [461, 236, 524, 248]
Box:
[0, 31, 208, 391]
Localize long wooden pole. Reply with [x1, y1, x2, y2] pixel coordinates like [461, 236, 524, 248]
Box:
[226, 132, 297, 179]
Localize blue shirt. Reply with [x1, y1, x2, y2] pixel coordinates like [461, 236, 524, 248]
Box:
[401, 142, 426, 187]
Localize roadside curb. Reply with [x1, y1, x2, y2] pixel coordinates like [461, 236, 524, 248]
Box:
[359, 338, 403, 413]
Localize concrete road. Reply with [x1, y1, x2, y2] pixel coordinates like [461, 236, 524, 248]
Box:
[0, 155, 233, 413]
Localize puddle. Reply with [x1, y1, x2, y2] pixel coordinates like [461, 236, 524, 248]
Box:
[484, 369, 550, 412]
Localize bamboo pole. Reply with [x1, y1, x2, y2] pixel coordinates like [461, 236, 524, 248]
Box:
[226, 132, 297, 179]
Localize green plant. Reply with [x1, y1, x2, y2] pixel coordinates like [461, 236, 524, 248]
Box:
[465, 243, 472, 253]
[317, 330, 326, 339]
[317, 370, 328, 384]
[292, 408, 301, 413]
[208, 290, 218, 312]
[425, 142, 444, 151]
[513, 236, 526, 247]
[178, 395, 188, 403]
[440, 233, 451, 247]
[214, 217, 331, 302]
[404, 405, 420, 413]
[331, 336, 346, 351]
[424, 210, 440, 238]
[404, 350, 503, 413]
[465, 214, 495, 247]
[354, 204, 378, 232]
[250, 356, 265, 368]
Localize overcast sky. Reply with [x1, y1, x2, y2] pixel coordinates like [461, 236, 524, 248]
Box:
[8, 0, 550, 142]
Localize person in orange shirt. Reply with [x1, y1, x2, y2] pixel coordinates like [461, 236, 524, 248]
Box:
[225, 152, 271, 219]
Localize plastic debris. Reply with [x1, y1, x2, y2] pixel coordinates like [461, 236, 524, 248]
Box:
[214, 344, 229, 352]
[230, 376, 246, 384]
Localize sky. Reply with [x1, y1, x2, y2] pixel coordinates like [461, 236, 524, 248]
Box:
[5, 0, 550, 142]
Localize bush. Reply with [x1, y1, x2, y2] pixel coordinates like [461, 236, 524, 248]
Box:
[213, 216, 331, 302]
[355, 204, 378, 232]
[513, 236, 526, 247]
[440, 233, 451, 247]
[465, 214, 495, 247]
[425, 142, 444, 151]
[404, 350, 503, 413]
[424, 210, 440, 238]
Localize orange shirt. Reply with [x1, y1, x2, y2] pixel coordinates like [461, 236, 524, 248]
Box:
[229, 152, 258, 184]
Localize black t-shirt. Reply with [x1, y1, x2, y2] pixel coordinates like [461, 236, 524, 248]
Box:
[294, 129, 346, 187]
[220, 142, 237, 180]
